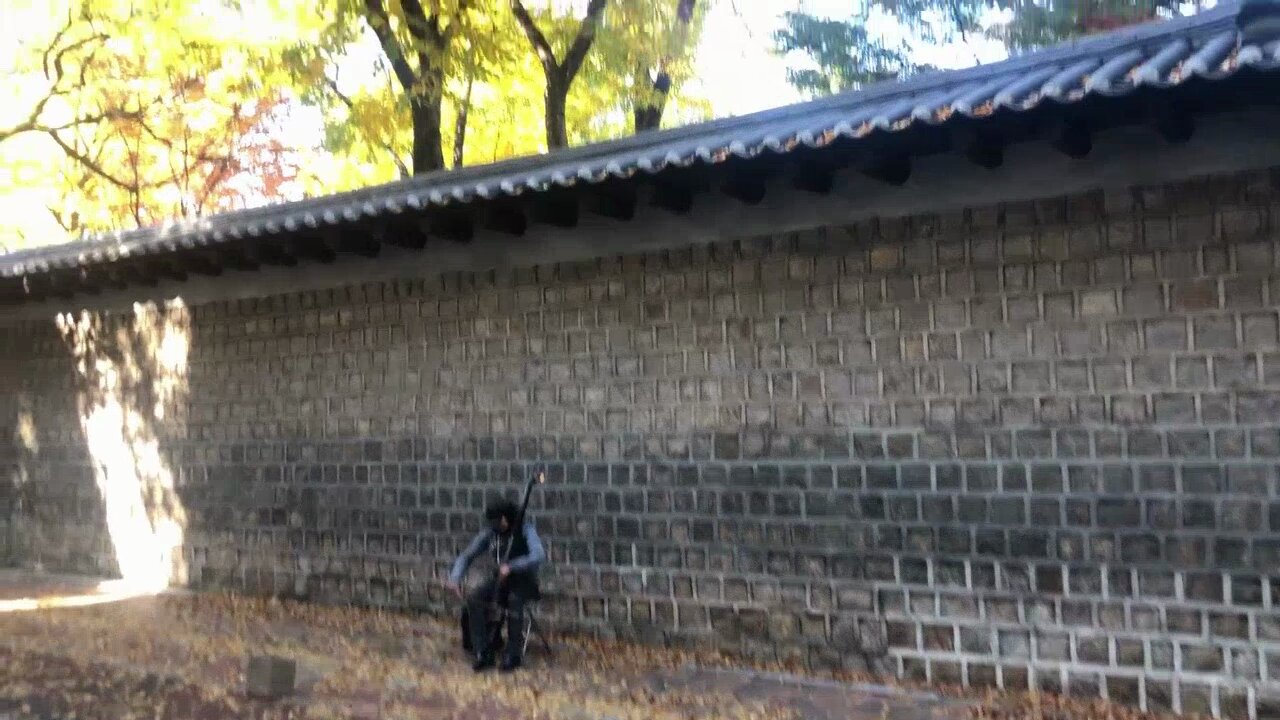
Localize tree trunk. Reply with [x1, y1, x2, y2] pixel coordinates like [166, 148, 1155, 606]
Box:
[632, 0, 696, 134]
[411, 96, 445, 174]
[633, 106, 661, 132]
[544, 72, 570, 150]
[632, 70, 671, 132]
[510, 0, 608, 151]
[453, 72, 475, 168]
[362, 0, 451, 176]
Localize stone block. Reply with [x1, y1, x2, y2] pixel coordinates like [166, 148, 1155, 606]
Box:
[246, 655, 296, 700]
[1080, 290, 1118, 317]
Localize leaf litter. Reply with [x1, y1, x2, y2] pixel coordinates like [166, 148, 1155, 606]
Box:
[0, 592, 1202, 720]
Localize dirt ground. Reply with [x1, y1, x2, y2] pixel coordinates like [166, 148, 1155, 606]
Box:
[0, 570, 1191, 720]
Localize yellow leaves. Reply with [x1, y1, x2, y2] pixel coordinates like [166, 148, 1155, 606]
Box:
[3, 0, 715, 251]
[104, 34, 135, 55]
[303, 55, 330, 83]
[12, 2, 317, 225]
[311, 0, 711, 171]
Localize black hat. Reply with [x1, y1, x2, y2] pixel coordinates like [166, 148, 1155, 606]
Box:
[484, 499, 519, 527]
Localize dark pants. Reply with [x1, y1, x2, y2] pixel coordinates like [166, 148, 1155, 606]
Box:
[466, 576, 531, 661]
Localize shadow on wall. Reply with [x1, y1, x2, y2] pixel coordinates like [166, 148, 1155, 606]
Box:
[46, 299, 193, 593]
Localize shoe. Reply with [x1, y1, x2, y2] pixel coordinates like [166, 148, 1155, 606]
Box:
[472, 653, 495, 672]
[498, 656, 522, 673]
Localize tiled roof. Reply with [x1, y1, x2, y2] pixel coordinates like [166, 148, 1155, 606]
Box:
[4, 0, 1280, 284]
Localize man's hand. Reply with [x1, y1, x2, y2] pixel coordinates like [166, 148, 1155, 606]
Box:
[445, 580, 462, 599]
[498, 564, 511, 580]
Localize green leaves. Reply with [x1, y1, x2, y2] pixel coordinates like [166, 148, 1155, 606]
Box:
[992, 1, 1194, 52]
[773, 1, 1209, 98]
[774, 11, 917, 97]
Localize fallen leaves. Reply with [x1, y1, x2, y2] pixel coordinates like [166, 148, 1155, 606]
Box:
[0, 649, 288, 720]
[0, 591, 1201, 720]
[0, 593, 783, 719]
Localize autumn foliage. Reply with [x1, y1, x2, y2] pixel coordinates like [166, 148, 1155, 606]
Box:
[0, 590, 1203, 720]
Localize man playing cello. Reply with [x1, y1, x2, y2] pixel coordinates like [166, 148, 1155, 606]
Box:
[445, 499, 546, 672]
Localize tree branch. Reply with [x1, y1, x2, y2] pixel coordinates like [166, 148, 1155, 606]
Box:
[0, 118, 38, 144]
[453, 68, 475, 168]
[41, 108, 140, 133]
[561, 0, 609, 81]
[400, 0, 443, 77]
[39, 19, 75, 78]
[635, 0, 696, 132]
[510, 0, 558, 73]
[45, 129, 141, 192]
[363, 0, 418, 93]
[322, 74, 410, 178]
[322, 74, 359, 111]
[401, 0, 442, 44]
[47, 32, 106, 83]
[0, 24, 115, 145]
[676, 0, 695, 23]
[0, 104, 144, 143]
[442, 0, 469, 44]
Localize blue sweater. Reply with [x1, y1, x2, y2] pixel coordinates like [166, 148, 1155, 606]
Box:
[448, 520, 546, 586]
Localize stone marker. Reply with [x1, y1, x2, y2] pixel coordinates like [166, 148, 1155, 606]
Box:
[246, 655, 296, 699]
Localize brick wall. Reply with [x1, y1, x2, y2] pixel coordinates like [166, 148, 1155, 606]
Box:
[4, 169, 1280, 717]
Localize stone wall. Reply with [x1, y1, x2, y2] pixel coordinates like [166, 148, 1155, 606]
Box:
[4, 169, 1280, 717]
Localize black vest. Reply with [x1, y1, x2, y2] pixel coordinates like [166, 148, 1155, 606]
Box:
[490, 527, 530, 568]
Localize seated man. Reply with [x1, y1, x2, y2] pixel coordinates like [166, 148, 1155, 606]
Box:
[445, 499, 546, 672]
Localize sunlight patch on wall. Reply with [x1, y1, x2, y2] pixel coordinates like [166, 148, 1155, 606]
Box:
[16, 400, 38, 455]
[56, 299, 191, 593]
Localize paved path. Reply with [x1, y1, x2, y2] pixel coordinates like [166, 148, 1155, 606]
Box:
[649, 667, 971, 720]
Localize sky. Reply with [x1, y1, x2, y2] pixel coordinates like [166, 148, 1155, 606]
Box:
[686, 0, 1214, 115]
[689, 0, 1012, 116]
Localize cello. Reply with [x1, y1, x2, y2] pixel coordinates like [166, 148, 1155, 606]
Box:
[459, 469, 546, 655]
